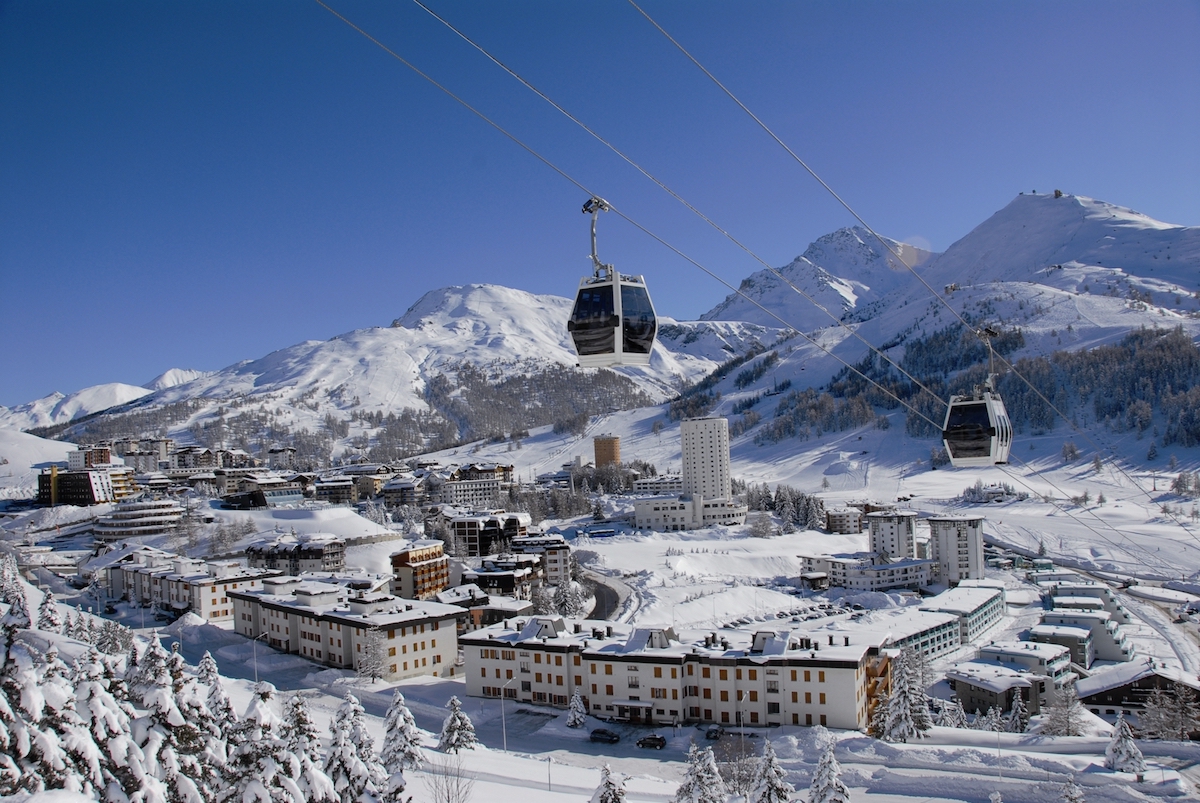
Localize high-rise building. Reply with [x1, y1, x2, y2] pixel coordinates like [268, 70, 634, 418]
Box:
[593, 435, 620, 468]
[928, 515, 985, 584]
[866, 510, 918, 560]
[681, 417, 732, 500]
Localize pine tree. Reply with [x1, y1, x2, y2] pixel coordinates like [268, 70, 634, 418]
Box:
[554, 582, 586, 618]
[325, 692, 386, 803]
[95, 619, 124, 655]
[30, 645, 102, 797]
[73, 647, 153, 802]
[1005, 693, 1029, 733]
[872, 650, 929, 742]
[1041, 682, 1085, 736]
[381, 689, 424, 773]
[567, 690, 587, 728]
[808, 741, 850, 803]
[283, 694, 337, 803]
[674, 743, 726, 803]
[938, 699, 967, 729]
[752, 739, 793, 803]
[438, 696, 477, 754]
[532, 584, 556, 615]
[592, 763, 626, 803]
[132, 632, 206, 803]
[1059, 775, 1086, 803]
[1104, 714, 1145, 775]
[221, 681, 304, 803]
[36, 590, 63, 633]
[357, 628, 387, 684]
[206, 669, 240, 740]
[196, 650, 221, 689]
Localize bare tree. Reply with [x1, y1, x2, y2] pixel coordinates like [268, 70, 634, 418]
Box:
[423, 754, 475, 803]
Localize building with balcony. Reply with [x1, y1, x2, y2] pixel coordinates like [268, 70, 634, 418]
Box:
[389, 540, 451, 600]
[93, 497, 186, 541]
[246, 532, 346, 575]
[928, 515, 986, 585]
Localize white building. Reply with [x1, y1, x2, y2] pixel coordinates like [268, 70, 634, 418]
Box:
[104, 551, 281, 621]
[799, 553, 933, 592]
[1040, 609, 1134, 664]
[977, 640, 1073, 690]
[632, 494, 748, 531]
[825, 508, 863, 534]
[681, 417, 732, 500]
[928, 515, 986, 585]
[866, 510, 918, 559]
[461, 616, 890, 730]
[918, 586, 1006, 644]
[632, 475, 685, 494]
[510, 533, 572, 587]
[93, 498, 185, 541]
[230, 576, 463, 681]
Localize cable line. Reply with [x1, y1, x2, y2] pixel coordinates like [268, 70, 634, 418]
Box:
[629, 0, 1200, 552]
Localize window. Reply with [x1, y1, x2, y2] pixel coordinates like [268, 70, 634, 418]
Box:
[720, 690, 729, 702]
[819, 671, 825, 683]
[719, 669, 728, 681]
[804, 670, 811, 682]
[702, 667, 710, 678]
[605, 664, 613, 675]
[654, 667, 662, 678]
[535, 673, 543, 683]
[606, 685, 614, 696]
[805, 692, 812, 704]
[819, 693, 826, 705]
[748, 669, 757, 681]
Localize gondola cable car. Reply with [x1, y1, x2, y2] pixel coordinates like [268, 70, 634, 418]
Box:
[567, 197, 658, 368]
[941, 328, 1014, 467]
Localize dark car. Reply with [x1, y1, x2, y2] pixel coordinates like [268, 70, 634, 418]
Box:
[590, 728, 621, 744]
[636, 734, 666, 749]
[704, 725, 724, 740]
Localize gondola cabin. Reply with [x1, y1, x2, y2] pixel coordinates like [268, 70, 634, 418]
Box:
[568, 270, 657, 368]
[941, 386, 1012, 468]
[567, 196, 658, 368]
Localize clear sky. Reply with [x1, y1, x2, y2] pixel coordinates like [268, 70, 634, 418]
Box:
[1, 0, 1197, 408]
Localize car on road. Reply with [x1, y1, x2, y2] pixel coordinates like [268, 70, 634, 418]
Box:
[704, 725, 724, 740]
[636, 734, 666, 749]
[590, 728, 621, 744]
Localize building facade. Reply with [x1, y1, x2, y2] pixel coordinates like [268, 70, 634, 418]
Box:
[928, 515, 986, 585]
[681, 417, 732, 500]
[390, 540, 452, 600]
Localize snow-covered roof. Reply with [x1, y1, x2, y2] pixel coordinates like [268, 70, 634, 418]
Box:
[919, 586, 1004, 615]
[1029, 623, 1092, 640]
[1074, 657, 1200, 698]
[946, 660, 1035, 694]
[978, 640, 1069, 662]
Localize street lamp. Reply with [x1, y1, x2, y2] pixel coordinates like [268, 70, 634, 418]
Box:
[251, 632, 269, 685]
[501, 675, 518, 752]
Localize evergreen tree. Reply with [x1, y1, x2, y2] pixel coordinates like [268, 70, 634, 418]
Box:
[73, 647, 153, 802]
[357, 629, 387, 685]
[380, 690, 422, 803]
[32, 645, 103, 797]
[221, 681, 304, 803]
[196, 650, 221, 689]
[1005, 693, 1029, 733]
[438, 696, 477, 754]
[752, 739, 793, 803]
[808, 741, 850, 803]
[36, 590, 63, 633]
[674, 743, 726, 803]
[1104, 714, 1145, 775]
[95, 619, 125, 655]
[531, 585, 556, 615]
[592, 763, 626, 803]
[554, 582, 586, 618]
[132, 633, 207, 803]
[566, 690, 587, 728]
[325, 692, 386, 803]
[1041, 682, 1085, 736]
[282, 694, 337, 803]
[872, 650, 929, 742]
[938, 699, 967, 729]
[1059, 775, 1086, 803]
[71, 605, 89, 640]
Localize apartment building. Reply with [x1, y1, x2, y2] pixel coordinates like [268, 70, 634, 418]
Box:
[106, 553, 281, 621]
[462, 616, 890, 731]
[510, 533, 572, 587]
[928, 515, 986, 585]
[825, 508, 863, 534]
[449, 510, 532, 557]
[799, 553, 933, 593]
[229, 577, 463, 681]
[1040, 609, 1134, 664]
[681, 417, 732, 500]
[246, 532, 347, 575]
[866, 510, 918, 559]
[389, 540, 452, 600]
[918, 586, 1006, 644]
[93, 497, 185, 541]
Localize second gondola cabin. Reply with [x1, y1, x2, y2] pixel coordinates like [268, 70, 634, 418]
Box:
[941, 383, 1013, 468]
[567, 197, 658, 368]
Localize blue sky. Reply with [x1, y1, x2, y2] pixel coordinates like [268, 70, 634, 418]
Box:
[1, 0, 1197, 408]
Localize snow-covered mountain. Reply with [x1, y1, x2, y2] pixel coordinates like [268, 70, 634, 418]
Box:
[145, 368, 211, 391]
[0, 383, 153, 432]
[701, 227, 938, 328]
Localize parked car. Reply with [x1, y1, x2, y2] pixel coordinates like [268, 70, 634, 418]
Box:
[704, 725, 724, 740]
[636, 734, 666, 750]
[590, 728, 620, 744]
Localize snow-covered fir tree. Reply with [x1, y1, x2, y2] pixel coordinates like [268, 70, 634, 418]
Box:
[70, 605, 88, 641]
[196, 650, 221, 689]
[554, 582, 586, 618]
[380, 689, 424, 795]
[674, 743, 726, 803]
[95, 619, 128, 655]
[1059, 775, 1086, 803]
[567, 690, 587, 728]
[283, 693, 337, 803]
[977, 706, 1002, 732]
[132, 632, 208, 803]
[1005, 694, 1029, 733]
[438, 696, 477, 754]
[938, 699, 967, 729]
[1041, 681, 1085, 736]
[752, 739, 793, 803]
[592, 763, 626, 803]
[871, 649, 930, 742]
[325, 692, 386, 803]
[72, 647, 151, 802]
[205, 665, 240, 741]
[808, 741, 850, 803]
[356, 629, 387, 684]
[1104, 713, 1145, 775]
[221, 681, 304, 803]
[531, 584, 556, 615]
[1139, 682, 1200, 740]
[36, 590, 63, 633]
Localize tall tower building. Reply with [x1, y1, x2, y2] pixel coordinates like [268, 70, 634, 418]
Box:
[866, 510, 918, 559]
[593, 435, 620, 468]
[929, 515, 985, 585]
[681, 417, 732, 500]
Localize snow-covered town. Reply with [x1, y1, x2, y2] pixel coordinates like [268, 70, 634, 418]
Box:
[3, 3, 1199, 803]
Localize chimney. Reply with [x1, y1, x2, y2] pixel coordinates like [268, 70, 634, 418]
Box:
[574, 623, 582, 634]
[606, 626, 613, 637]
[844, 636, 850, 646]
[828, 635, 834, 646]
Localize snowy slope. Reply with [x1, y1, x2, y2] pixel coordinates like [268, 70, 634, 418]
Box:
[0, 428, 73, 498]
[145, 368, 211, 390]
[702, 227, 938, 328]
[0, 383, 152, 431]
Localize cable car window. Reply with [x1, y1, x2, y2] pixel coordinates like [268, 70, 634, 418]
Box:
[944, 402, 994, 458]
[569, 286, 616, 356]
[621, 285, 656, 355]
